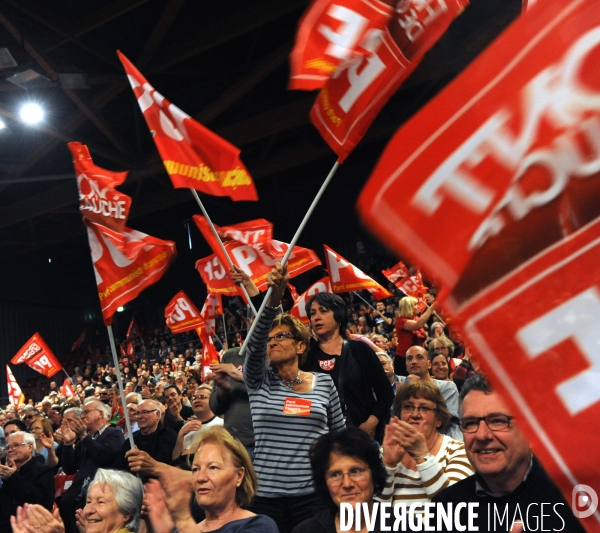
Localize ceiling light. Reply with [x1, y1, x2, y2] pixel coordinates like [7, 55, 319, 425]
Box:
[0, 119, 6, 130]
[117, 306, 124, 312]
[19, 103, 44, 124]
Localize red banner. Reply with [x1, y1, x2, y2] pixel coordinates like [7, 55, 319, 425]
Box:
[71, 330, 86, 352]
[125, 316, 140, 344]
[201, 292, 223, 336]
[358, 0, 600, 527]
[11, 332, 62, 378]
[68, 142, 131, 232]
[324, 245, 392, 299]
[60, 380, 76, 398]
[195, 254, 243, 298]
[382, 261, 411, 285]
[198, 325, 221, 380]
[290, 276, 333, 323]
[118, 52, 258, 202]
[194, 216, 321, 290]
[290, 0, 394, 90]
[85, 219, 177, 325]
[310, 0, 468, 161]
[165, 291, 204, 334]
[6, 365, 25, 406]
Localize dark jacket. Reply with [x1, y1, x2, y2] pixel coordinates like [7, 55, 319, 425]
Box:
[0, 457, 54, 531]
[113, 424, 178, 472]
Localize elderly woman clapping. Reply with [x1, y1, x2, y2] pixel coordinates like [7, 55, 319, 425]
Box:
[11, 468, 143, 533]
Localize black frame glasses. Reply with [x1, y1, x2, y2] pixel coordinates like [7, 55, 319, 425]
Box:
[267, 332, 295, 344]
[459, 414, 513, 433]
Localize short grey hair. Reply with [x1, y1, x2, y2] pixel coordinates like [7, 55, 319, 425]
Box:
[8, 431, 36, 448]
[63, 407, 82, 418]
[90, 469, 143, 532]
[125, 392, 143, 404]
[87, 400, 111, 420]
[376, 352, 393, 365]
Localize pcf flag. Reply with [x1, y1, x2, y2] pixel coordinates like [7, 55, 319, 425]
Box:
[85, 219, 177, 325]
[68, 142, 131, 232]
[6, 366, 25, 406]
[290, 276, 333, 323]
[382, 261, 411, 286]
[61, 380, 76, 398]
[201, 292, 223, 336]
[198, 325, 221, 380]
[165, 291, 204, 334]
[11, 332, 62, 378]
[195, 254, 244, 299]
[118, 51, 258, 202]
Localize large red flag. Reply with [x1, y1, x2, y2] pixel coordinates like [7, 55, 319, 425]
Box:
[195, 254, 244, 299]
[198, 325, 221, 380]
[324, 245, 392, 300]
[289, 0, 395, 90]
[194, 216, 321, 290]
[201, 292, 223, 336]
[6, 366, 25, 406]
[290, 277, 333, 324]
[68, 142, 131, 232]
[118, 51, 258, 202]
[85, 219, 177, 325]
[165, 291, 204, 334]
[11, 332, 62, 378]
[358, 0, 600, 527]
[310, 0, 468, 161]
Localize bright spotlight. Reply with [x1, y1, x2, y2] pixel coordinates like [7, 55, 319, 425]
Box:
[0, 119, 6, 130]
[19, 103, 44, 124]
[117, 306, 124, 312]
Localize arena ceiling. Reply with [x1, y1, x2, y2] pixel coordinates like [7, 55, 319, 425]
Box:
[0, 0, 521, 314]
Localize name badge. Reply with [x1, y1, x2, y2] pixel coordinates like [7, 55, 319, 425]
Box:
[283, 397, 312, 416]
[318, 358, 336, 371]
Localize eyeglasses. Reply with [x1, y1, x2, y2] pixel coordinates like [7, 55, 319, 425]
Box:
[136, 409, 159, 416]
[326, 467, 369, 485]
[5, 442, 30, 451]
[81, 409, 102, 416]
[401, 404, 437, 415]
[193, 395, 209, 400]
[267, 332, 295, 344]
[24, 414, 36, 419]
[459, 414, 513, 433]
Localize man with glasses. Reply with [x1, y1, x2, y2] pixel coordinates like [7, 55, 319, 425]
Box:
[433, 375, 586, 532]
[0, 431, 54, 531]
[57, 400, 124, 533]
[21, 406, 40, 430]
[113, 399, 176, 478]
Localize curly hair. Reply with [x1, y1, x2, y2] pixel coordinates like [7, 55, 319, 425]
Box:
[393, 381, 451, 428]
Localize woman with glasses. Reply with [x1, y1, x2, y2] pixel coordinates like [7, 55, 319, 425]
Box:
[244, 264, 345, 533]
[28, 416, 59, 467]
[293, 427, 388, 533]
[378, 381, 474, 508]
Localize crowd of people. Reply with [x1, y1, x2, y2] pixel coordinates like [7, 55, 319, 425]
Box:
[0, 265, 586, 532]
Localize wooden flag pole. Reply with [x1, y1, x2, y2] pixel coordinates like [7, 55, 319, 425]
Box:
[106, 325, 135, 449]
[240, 160, 341, 355]
[190, 190, 258, 315]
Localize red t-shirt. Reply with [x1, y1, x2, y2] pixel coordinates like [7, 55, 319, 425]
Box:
[395, 316, 426, 357]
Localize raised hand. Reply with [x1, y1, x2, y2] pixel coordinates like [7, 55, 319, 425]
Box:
[382, 419, 407, 467]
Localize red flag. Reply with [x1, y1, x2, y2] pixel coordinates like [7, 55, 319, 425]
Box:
[6, 366, 25, 406]
[358, 0, 600, 525]
[382, 261, 411, 285]
[60, 380, 76, 398]
[198, 325, 221, 381]
[120, 344, 127, 357]
[165, 291, 204, 334]
[11, 332, 63, 378]
[195, 254, 244, 298]
[71, 330, 86, 352]
[310, 0, 468, 161]
[289, 0, 395, 90]
[395, 270, 428, 299]
[287, 282, 301, 304]
[84, 219, 177, 325]
[194, 216, 321, 290]
[324, 245, 392, 299]
[290, 277, 333, 324]
[201, 292, 223, 336]
[68, 142, 131, 232]
[118, 51, 258, 202]
[125, 317, 140, 344]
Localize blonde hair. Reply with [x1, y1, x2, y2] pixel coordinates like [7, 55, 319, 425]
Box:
[398, 296, 418, 319]
[192, 426, 257, 508]
[271, 313, 310, 364]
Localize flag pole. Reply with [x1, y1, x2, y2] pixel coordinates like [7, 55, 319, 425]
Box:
[352, 291, 377, 310]
[190, 190, 257, 315]
[239, 160, 341, 355]
[106, 325, 135, 449]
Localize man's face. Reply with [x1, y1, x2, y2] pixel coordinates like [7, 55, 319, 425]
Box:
[377, 355, 394, 384]
[49, 381, 57, 389]
[4, 422, 22, 436]
[6, 411, 17, 422]
[6, 434, 33, 466]
[405, 348, 430, 378]
[376, 302, 385, 312]
[462, 391, 531, 489]
[136, 401, 160, 434]
[49, 409, 62, 425]
[81, 403, 105, 431]
[192, 388, 211, 417]
[164, 387, 181, 408]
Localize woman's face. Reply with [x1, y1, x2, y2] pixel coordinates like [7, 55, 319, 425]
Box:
[431, 355, 449, 380]
[192, 443, 244, 511]
[0, 414, 6, 427]
[309, 301, 339, 338]
[84, 483, 129, 533]
[431, 341, 449, 358]
[266, 325, 305, 367]
[325, 452, 374, 507]
[29, 421, 44, 440]
[433, 325, 444, 337]
[400, 396, 441, 440]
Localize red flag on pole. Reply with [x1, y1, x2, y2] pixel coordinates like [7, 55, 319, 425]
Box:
[198, 325, 221, 381]
[165, 291, 204, 334]
[71, 330, 86, 352]
[60, 380, 76, 398]
[6, 365, 25, 406]
[194, 216, 321, 291]
[195, 254, 245, 299]
[289, 0, 395, 90]
[358, 0, 600, 526]
[68, 142, 131, 233]
[201, 293, 223, 336]
[84, 219, 177, 325]
[290, 276, 333, 324]
[382, 261, 411, 285]
[11, 332, 62, 378]
[117, 51, 258, 202]
[125, 317, 140, 345]
[324, 245, 392, 300]
[310, 0, 469, 161]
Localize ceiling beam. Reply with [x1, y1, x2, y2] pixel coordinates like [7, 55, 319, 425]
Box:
[149, 0, 307, 73]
